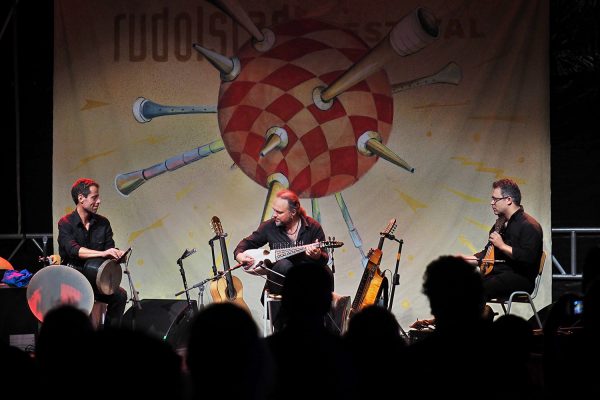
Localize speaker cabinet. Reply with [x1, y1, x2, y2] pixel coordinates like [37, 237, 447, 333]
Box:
[122, 299, 197, 349]
[0, 287, 39, 348]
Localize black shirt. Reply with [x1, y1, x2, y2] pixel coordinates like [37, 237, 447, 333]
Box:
[57, 210, 116, 268]
[476, 207, 543, 283]
[234, 215, 329, 267]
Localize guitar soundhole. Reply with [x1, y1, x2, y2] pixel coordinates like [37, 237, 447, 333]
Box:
[262, 249, 270, 256]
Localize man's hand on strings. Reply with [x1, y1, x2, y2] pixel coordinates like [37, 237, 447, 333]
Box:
[306, 239, 321, 259]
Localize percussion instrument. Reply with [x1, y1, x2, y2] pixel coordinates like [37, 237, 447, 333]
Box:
[82, 257, 122, 295]
[26, 265, 94, 322]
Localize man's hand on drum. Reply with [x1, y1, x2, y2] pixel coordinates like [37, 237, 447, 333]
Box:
[103, 248, 124, 260]
[306, 239, 321, 260]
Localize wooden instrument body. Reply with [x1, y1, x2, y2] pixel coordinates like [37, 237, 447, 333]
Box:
[209, 216, 250, 312]
[350, 248, 384, 316]
[209, 275, 249, 311]
[350, 219, 396, 316]
[480, 216, 506, 275]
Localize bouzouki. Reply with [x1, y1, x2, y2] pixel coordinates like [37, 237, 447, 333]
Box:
[350, 218, 397, 317]
[241, 240, 344, 272]
[479, 215, 507, 275]
[209, 216, 250, 311]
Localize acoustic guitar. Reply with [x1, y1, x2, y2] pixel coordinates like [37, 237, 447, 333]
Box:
[350, 218, 397, 317]
[479, 215, 507, 275]
[209, 216, 250, 311]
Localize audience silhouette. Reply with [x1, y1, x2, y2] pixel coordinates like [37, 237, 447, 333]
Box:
[344, 304, 406, 399]
[265, 262, 356, 400]
[35, 305, 95, 397]
[489, 314, 539, 398]
[402, 255, 491, 400]
[8, 249, 597, 399]
[185, 301, 274, 400]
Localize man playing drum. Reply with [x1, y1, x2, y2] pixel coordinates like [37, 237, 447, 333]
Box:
[58, 178, 127, 328]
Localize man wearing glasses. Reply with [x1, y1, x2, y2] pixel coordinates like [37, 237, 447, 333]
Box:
[460, 178, 543, 299]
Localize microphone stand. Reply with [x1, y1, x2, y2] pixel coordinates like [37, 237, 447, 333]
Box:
[385, 235, 408, 339]
[122, 248, 141, 330]
[176, 264, 246, 309]
[175, 274, 220, 310]
[42, 236, 50, 267]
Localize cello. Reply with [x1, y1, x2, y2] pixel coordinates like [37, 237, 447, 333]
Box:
[350, 219, 396, 317]
[479, 215, 507, 275]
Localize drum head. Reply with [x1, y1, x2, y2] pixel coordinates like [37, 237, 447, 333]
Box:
[96, 259, 122, 295]
[26, 265, 94, 322]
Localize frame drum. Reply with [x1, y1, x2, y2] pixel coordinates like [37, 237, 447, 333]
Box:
[83, 258, 122, 295]
[26, 265, 95, 322]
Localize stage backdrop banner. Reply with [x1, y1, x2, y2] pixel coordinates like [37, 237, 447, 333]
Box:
[53, 0, 551, 328]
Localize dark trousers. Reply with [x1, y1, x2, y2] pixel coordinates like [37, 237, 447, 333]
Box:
[95, 287, 127, 328]
[483, 271, 533, 299]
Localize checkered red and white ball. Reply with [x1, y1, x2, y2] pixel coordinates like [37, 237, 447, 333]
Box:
[218, 19, 393, 198]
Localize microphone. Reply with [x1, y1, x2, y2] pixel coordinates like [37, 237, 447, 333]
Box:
[179, 248, 197, 260]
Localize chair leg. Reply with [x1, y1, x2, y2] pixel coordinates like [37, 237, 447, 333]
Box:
[500, 303, 508, 314]
[263, 298, 269, 337]
[529, 301, 543, 329]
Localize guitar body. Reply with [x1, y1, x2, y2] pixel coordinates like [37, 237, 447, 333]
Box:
[209, 275, 250, 312]
[358, 268, 384, 311]
[350, 248, 384, 317]
[350, 219, 396, 318]
[480, 216, 505, 275]
[480, 245, 495, 275]
[243, 248, 277, 269]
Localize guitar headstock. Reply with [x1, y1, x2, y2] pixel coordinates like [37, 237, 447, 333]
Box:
[210, 216, 224, 236]
[380, 218, 397, 236]
[321, 239, 344, 249]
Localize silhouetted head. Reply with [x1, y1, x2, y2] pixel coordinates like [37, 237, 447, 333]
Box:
[36, 304, 94, 364]
[491, 314, 533, 363]
[345, 305, 404, 346]
[422, 255, 484, 327]
[187, 302, 271, 400]
[282, 263, 333, 319]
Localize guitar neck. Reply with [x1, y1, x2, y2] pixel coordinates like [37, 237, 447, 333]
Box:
[218, 236, 235, 297]
[273, 243, 314, 261]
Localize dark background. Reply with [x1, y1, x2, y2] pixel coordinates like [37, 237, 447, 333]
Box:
[1, 1, 599, 295]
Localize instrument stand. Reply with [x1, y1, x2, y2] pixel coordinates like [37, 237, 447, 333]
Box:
[176, 256, 194, 308]
[386, 236, 408, 339]
[122, 249, 142, 330]
[208, 237, 218, 276]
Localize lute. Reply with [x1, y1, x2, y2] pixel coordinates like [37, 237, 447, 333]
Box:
[242, 240, 343, 272]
